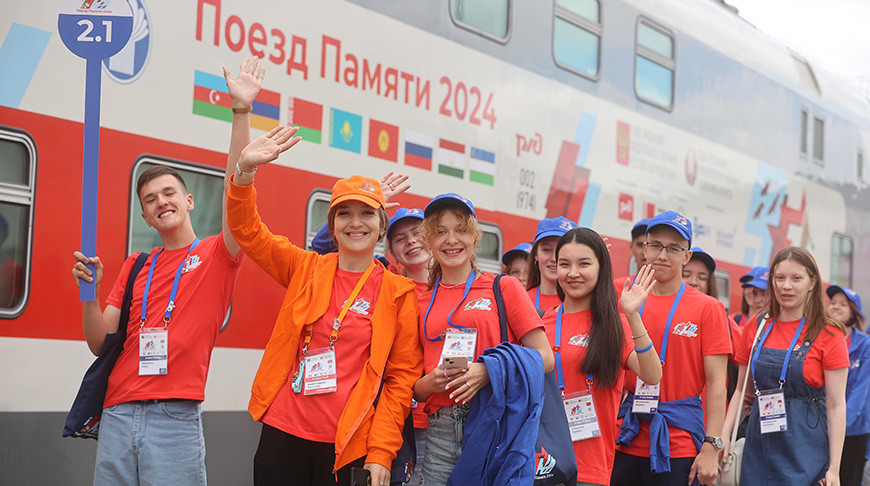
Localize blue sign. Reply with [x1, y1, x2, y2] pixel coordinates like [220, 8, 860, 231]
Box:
[58, 0, 133, 301]
[103, 0, 151, 84]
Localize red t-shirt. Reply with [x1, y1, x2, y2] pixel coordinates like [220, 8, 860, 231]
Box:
[543, 308, 633, 485]
[104, 235, 242, 407]
[613, 275, 634, 295]
[734, 318, 849, 388]
[617, 285, 732, 459]
[411, 279, 430, 429]
[419, 272, 543, 414]
[527, 286, 561, 312]
[262, 265, 384, 442]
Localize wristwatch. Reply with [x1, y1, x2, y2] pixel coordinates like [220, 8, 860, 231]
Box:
[703, 435, 724, 450]
[235, 162, 257, 178]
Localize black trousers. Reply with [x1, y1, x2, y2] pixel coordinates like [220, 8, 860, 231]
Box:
[254, 423, 366, 486]
[840, 433, 870, 486]
[610, 450, 700, 486]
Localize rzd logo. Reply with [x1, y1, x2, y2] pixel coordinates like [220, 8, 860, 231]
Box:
[535, 446, 556, 479]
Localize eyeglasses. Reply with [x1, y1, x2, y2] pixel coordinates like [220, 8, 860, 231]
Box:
[645, 242, 688, 256]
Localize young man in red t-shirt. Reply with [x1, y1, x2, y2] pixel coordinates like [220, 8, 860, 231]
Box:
[611, 211, 731, 486]
[69, 58, 271, 484]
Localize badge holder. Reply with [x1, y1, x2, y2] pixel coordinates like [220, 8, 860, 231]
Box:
[563, 376, 600, 441]
[757, 386, 788, 434]
[139, 321, 168, 376]
[632, 377, 660, 414]
[439, 328, 478, 364]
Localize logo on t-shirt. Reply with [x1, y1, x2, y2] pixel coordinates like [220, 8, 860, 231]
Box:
[672, 321, 698, 337]
[182, 254, 202, 274]
[568, 333, 589, 347]
[464, 297, 492, 312]
[348, 297, 371, 316]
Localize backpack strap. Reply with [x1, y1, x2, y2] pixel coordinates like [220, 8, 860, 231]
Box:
[493, 274, 509, 343]
[119, 252, 149, 342]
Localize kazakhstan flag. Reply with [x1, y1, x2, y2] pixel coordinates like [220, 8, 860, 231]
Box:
[329, 108, 363, 153]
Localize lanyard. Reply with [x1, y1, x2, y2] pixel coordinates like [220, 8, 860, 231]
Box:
[639, 282, 686, 364]
[535, 287, 541, 310]
[300, 261, 376, 357]
[750, 317, 806, 389]
[555, 305, 594, 392]
[140, 238, 200, 328]
[423, 270, 476, 342]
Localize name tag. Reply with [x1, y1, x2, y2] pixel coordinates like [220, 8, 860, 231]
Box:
[304, 347, 337, 395]
[632, 377, 660, 414]
[564, 391, 601, 441]
[139, 328, 168, 376]
[758, 389, 788, 434]
[439, 329, 478, 363]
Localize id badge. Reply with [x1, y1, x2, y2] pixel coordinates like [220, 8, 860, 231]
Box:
[632, 376, 660, 414]
[564, 391, 601, 441]
[439, 329, 478, 363]
[758, 389, 788, 434]
[304, 347, 337, 395]
[139, 328, 168, 376]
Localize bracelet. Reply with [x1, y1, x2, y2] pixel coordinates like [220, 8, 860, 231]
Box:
[235, 162, 257, 178]
[631, 329, 649, 340]
[635, 341, 654, 353]
[232, 106, 252, 114]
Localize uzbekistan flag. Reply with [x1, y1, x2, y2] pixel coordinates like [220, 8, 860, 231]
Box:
[192, 70, 231, 122]
[404, 130, 433, 170]
[438, 139, 465, 179]
[288, 97, 323, 143]
[469, 147, 495, 186]
[251, 89, 280, 131]
[368, 119, 399, 162]
[329, 108, 363, 153]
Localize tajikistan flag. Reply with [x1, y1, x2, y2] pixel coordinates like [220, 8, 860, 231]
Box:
[438, 139, 465, 178]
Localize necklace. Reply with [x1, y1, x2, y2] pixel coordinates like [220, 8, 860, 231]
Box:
[439, 280, 464, 289]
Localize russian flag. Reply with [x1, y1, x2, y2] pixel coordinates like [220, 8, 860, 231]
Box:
[404, 129, 433, 170]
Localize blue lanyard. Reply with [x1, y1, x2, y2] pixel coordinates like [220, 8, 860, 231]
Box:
[555, 305, 594, 391]
[535, 287, 541, 310]
[140, 238, 200, 328]
[422, 270, 476, 342]
[639, 282, 686, 364]
[750, 317, 806, 388]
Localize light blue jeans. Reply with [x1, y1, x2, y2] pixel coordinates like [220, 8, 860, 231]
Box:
[420, 404, 469, 486]
[94, 400, 207, 486]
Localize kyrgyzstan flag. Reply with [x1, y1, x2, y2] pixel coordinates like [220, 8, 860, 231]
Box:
[368, 119, 399, 162]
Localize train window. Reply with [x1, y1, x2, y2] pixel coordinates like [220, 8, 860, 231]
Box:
[831, 233, 853, 287]
[128, 158, 224, 255]
[790, 53, 821, 96]
[476, 221, 504, 274]
[635, 19, 675, 110]
[553, 0, 601, 79]
[0, 131, 35, 318]
[305, 190, 386, 256]
[813, 117, 825, 164]
[714, 270, 731, 314]
[858, 151, 865, 182]
[800, 110, 808, 155]
[449, 0, 510, 42]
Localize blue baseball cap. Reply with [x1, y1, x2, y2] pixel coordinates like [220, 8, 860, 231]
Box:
[631, 218, 651, 240]
[424, 193, 476, 218]
[826, 285, 864, 316]
[689, 247, 716, 272]
[740, 266, 769, 290]
[502, 242, 532, 265]
[387, 207, 424, 240]
[646, 211, 692, 247]
[534, 216, 577, 242]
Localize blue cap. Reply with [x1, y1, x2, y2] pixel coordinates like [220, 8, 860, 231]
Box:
[689, 247, 716, 272]
[387, 207, 424, 240]
[740, 266, 769, 290]
[646, 211, 692, 247]
[425, 193, 475, 218]
[826, 285, 863, 316]
[502, 242, 532, 265]
[534, 216, 577, 242]
[631, 218, 651, 239]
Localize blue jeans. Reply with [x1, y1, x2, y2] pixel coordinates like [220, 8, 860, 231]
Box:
[420, 404, 469, 486]
[94, 400, 207, 486]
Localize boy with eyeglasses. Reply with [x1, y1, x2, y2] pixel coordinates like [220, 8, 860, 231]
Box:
[611, 211, 731, 486]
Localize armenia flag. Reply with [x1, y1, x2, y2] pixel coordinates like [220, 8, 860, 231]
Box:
[438, 139, 465, 179]
[251, 88, 280, 131]
[469, 147, 495, 186]
[288, 97, 323, 143]
[368, 119, 399, 162]
[329, 108, 363, 153]
[192, 70, 231, 122]
[404, 130, 433, 170]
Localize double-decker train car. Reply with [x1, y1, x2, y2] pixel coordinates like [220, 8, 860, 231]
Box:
[1, 0, 867, 483]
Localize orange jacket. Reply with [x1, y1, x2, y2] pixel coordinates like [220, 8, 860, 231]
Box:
[227, 180, 424, 470]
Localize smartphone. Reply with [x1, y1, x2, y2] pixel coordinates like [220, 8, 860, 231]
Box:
[350, 467, 371, 486]
[442, 355, 468, 369]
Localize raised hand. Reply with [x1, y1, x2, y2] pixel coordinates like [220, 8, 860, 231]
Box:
[72, 251, 103, 288]
[379, 171, 410, 209]
[238, 126, 301, 172]
[222, 56, 264, 110]
[620, 264, 656, 315]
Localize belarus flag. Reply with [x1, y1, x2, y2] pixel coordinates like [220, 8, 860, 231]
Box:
[438, 139, 465, 179]
[404, 130, 433, 170]
[469, 147, 495, 186]
[288, 97, 323, 143]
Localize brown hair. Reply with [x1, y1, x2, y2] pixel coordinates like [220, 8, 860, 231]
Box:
[525, 236, 559, 291]
[326, 205, 388, 243]
[767, 247, 845, 340]
[421, 207, 481, 289]
[136, 165, 188, 204]
[830, 289, 865, 329]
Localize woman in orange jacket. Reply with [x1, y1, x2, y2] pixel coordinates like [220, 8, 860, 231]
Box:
[226, 126, 424, 486]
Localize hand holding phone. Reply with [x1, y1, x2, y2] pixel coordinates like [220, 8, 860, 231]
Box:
[442, 355, 468, 370]
[351, 467, 371, 486]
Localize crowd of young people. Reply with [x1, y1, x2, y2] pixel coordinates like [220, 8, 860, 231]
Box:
[70, 57, 866, 486]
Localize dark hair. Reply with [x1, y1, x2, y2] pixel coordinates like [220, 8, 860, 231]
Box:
[555, 227, 624, 389]
[525, 236, 558, 291]
[688, 254, 719, 299]
[136, 166, 188, 202]
[831, 289, 865, 329]
[767, 247, 844, 340]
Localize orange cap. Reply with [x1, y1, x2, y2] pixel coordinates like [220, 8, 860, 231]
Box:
[330, 175, 385, 209]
